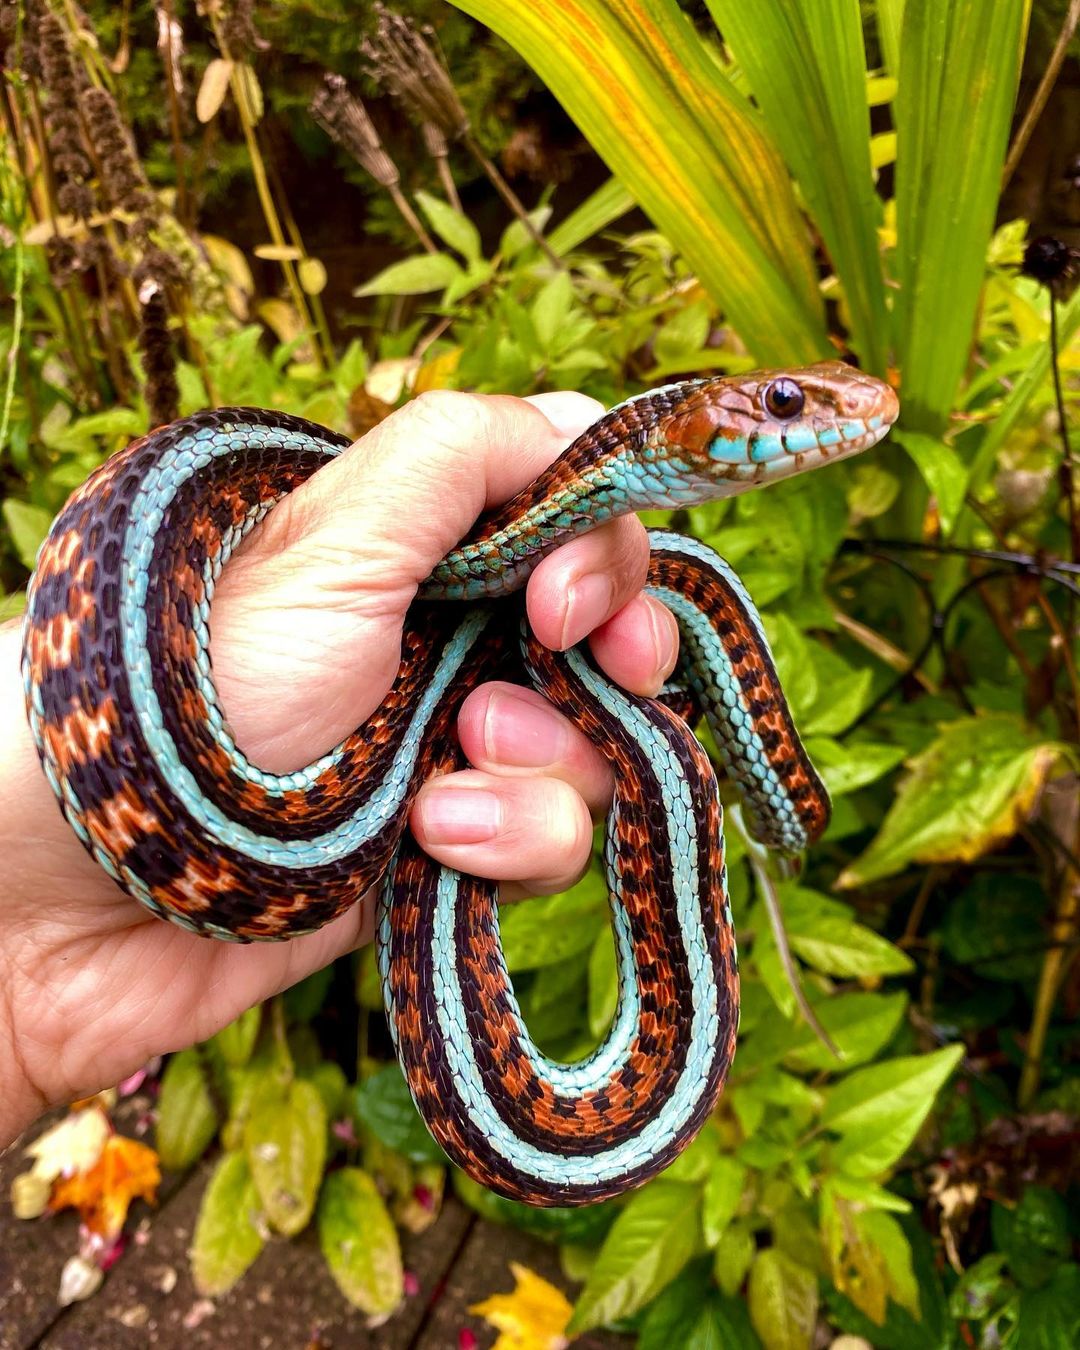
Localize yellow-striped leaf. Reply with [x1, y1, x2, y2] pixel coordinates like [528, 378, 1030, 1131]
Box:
[706, 0, 889, 373]
[449, 0, 828, 366]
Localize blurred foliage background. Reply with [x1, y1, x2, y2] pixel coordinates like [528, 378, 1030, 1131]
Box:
[2, 1, 1080, 1346]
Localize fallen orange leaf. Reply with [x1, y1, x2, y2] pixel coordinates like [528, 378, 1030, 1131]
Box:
[49, 1134, 160, 1241]
[469, 1262, 572, 1350]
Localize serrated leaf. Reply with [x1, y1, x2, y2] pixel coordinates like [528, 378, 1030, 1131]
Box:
[569, 1182, 702, 1333]
[245, 1079, 326, 1235]
[748, 1248, 818, 1350]
[841, 715, 1072, 887]
[196, 58, 233, 123]
[209, 1006, 261, 1068]
[416, 190, 483, 265]
[191, 1152, 265, 1295]
[354, 1063, 445, 1164]
[821, 1046, 963, 1175]
[355, 253, 463, 298]
[4, 500, 53, 570]
[318, 1167, 403, 1316]
[703, 1155, 747, 1247]
[156, 1049, 218, 1171]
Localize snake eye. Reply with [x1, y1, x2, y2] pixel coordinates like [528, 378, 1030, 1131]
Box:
[763, 378, 805, 420]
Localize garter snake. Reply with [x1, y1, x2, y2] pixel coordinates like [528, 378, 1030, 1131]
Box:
[22, 360, 898, 1205]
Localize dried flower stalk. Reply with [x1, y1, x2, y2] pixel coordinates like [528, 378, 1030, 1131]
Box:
[363, 5, 560, 266]
[311, 73, 436, 253]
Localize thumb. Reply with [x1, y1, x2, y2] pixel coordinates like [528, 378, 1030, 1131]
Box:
[210, 390, 601, 771]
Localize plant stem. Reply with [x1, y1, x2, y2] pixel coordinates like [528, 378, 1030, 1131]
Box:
[462, 130, 562, 269]
[1002, 0, 1080, 189]
[208, 14, 329, 369]
[1019, 815, 1080, 1107]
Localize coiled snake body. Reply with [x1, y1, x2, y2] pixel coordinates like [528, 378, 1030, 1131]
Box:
[22, 361, 897, 1205]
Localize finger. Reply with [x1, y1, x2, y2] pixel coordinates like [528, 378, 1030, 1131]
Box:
[228, 390, 605, 611]
[410, 769, 594, 896]
[455, 682, 614, 818]
[589, 592, 680, 697]
[526, 514, 652, 651]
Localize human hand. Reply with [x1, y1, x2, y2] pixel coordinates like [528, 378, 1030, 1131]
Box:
[0, 390, 679, 1146]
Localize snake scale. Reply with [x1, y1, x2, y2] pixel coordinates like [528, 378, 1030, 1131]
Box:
[22, 360, 897, 1205]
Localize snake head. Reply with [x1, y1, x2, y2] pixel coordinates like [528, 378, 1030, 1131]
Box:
[645, 360, 899, 496]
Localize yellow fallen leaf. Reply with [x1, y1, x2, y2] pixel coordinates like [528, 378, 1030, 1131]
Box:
[49, 1134, 160, 1241]
[24, 1106, 110, 1183]
[470, 1263, 572, 1350]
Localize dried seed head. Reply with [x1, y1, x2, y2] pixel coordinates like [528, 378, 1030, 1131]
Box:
[83, 86, 155, 226]
[135, 271, 179, 426]
[222, 0, 268, 60]
[311, 73, 399, 188]
[361, 5, 469, 141]
[1022, 235, 1079, 301]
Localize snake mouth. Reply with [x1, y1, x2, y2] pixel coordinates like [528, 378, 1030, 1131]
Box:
[717, 414, 896, 487]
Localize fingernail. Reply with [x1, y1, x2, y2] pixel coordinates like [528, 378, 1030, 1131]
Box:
[561, 573, 615, 649]
[419, 786, 502, 845]
[647, 598, 680, 690]
[483, 688, 571, 768]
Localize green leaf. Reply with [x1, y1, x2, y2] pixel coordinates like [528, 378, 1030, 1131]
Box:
[745, 990, 907, 1073]
[703, 1155, 747, 1247]
[454, 1173, 620, 1245]
[304, 1061, 348, 1119]
[893, 0, 1029, 431]
[714, 1219, 755, 1297]
[354, 1063, 445, 1164]
[748, 1248, 818, 1350]
[569, 1182, 702, 1333]
[704, 0, 888, 373]
[531, 271, 575, 348]
[548, 177, 635, 255]
[1012, 1264, 1080, 1348]
[841, 714, 1072, 887]
[191, 1152, 265, 1296]
[3, 500, 53, 570]
[209, 1006, 261, 1068]
[780, 887, 914, 979]
[245, 1078, 327, 1235]
[938, 874, 1048, 982]
[450, 0, 828, 365]
[499, 868, 608, 970]
[892, 430, 968, 532]
[283, 966, 334, 1023]
[587, 927, 618, 1039]
[991, 1187, 1071, 1290]
[802, 738, 907, 798]
[156, 1049, 218, 1171]
[416, 190, 483, 265]
[640, 1265, 762, 1349]
[318, 1167, 404, 1316]
[821, 1046, 963, 1175]
[354, 253, 463, 297]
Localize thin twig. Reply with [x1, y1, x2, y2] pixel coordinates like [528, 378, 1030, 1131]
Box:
[1002, 0, 1080, 189]
[748, 849, 841, 1059]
